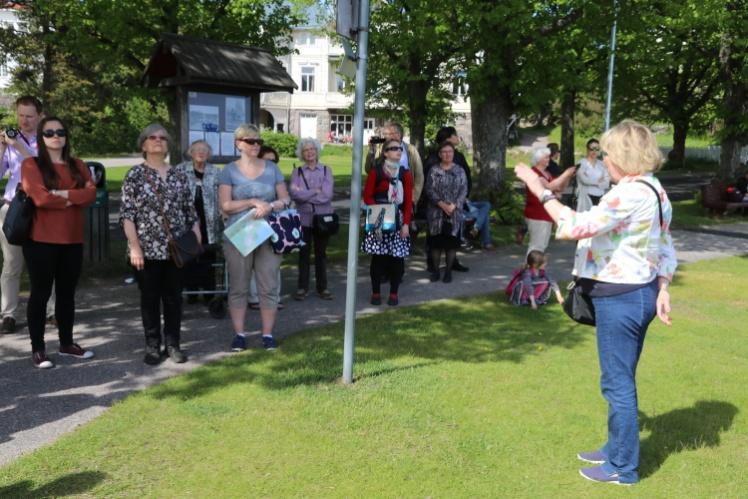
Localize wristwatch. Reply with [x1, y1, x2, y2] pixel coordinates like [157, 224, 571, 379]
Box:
[540, 189, 557, 204]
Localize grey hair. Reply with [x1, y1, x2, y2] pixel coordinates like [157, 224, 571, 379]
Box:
[384, 121, 404, 138]
[296, 137, 322, 161]
[531, 146, 551, 166]
[188, 139, 212, 157]
[137, 124, 171, 158]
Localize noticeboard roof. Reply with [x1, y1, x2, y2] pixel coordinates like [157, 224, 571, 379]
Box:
[142, 33, 296, 93]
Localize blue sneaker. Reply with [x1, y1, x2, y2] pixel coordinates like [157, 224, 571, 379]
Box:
[577, 449, 607, 464]
[230, 335, 247, 351]
[262, 335, 278, 350]
[579, 466, 633, 486]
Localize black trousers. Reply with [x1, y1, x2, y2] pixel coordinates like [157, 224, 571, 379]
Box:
[134, 259, 183, 348]
[298, 226, 329, 292]
[370, 254, 404, 295]
[23, 241, 83, 353]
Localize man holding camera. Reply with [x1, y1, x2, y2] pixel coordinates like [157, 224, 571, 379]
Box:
[0, 96, 43, 334]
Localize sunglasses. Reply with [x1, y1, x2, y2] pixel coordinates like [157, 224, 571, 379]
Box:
[588, 146, 600, 151]
[147, 135, 168, 142]
[239, 138, 263, 146]
[42, 129, 67, 138]
[384, 146, 401, 152]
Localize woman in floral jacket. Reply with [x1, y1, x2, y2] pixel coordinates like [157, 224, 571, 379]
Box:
[120, 124, 199, 365]
[515, 120, 677, 486]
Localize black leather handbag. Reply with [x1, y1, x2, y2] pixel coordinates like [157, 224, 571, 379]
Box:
[2, 189, 35, 245]
[145, 169, 203, 268]
[563, 280, 596, 326]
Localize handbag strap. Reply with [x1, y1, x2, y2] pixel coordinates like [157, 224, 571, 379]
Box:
[635, 179, 663, 228]
[143, 165, 174, 240]
[297, 164, 328, 214]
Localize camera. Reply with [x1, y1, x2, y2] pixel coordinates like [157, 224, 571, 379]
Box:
[3, 127, 19, 139]
[369, 136, 386, 144]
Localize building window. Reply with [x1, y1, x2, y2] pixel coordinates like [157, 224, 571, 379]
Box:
[299, 32, 316, 46]
[328, 62, 346, 92]
[301, 66, 315, 92]
[329, 115, 374, 142]
[0, 63, 8, 78]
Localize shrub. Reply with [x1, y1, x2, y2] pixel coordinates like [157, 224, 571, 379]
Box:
[261, 130, 298, 157]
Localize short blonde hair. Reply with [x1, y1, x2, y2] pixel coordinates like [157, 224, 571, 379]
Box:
[233, 123, 260, 140]
[601, 120, 664, 175]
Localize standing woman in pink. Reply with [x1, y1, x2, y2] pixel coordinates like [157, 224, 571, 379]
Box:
[21, 117, 96, 368]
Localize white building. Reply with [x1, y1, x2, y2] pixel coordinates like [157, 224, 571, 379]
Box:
[260, 26, 473, 147]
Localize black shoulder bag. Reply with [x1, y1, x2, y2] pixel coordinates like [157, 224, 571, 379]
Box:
[563, 179, 663, 326]
[2, 187, 35, 245]
[144, 169, 203, 268]
[298, 165, 339, 236]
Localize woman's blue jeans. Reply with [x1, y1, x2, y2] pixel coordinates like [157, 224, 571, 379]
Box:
[466, 200, 491, 245]
[592, 280, 657, 484]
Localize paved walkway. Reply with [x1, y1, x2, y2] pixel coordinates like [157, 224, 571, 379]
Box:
[1, 223, 748, 466]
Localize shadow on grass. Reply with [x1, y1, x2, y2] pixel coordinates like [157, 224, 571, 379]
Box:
[639, 400, 738, 479]
[150, 296, 588, 400]
[0, 471, 107, 498]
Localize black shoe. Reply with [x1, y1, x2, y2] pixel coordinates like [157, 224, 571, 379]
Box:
[168, 346, 187, 363]
[452, 262, 469, 272]
[1, 317, 16, 334]
[143, 346, 162, 365]
[442, 271, 452, 283]
[429, 271, 440, 282]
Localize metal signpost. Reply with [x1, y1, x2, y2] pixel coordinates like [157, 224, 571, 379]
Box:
[338, 0, 370, 384]
[604, 0, 618, 131]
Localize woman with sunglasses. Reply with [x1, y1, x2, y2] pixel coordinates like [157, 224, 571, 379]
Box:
[21, 117, 96, 368]
[361, 138, 413, 306]
[576, 138, 610, 212]
[218, 124, 290, 351]
[120, 124, 199, 365]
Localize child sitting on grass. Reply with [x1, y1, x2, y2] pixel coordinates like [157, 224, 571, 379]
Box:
[506, 250, 565, 309]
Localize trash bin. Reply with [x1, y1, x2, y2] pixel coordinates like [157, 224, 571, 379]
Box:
[83, 161, 110, 263]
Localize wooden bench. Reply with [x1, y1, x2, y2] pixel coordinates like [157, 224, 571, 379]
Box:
[701, 182, 748, 216]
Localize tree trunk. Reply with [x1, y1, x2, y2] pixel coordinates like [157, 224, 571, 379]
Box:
[41, 18, 54, 103]
[166, 90, 182, 165]
[560, 89, 576, 168]
[407, 79, 429, 158]
[669, 120, 689, 169]
[470, 86, 511, 204]
[717, 24, 747, 180]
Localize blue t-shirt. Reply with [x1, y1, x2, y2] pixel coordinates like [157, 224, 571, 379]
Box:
[217, 160, 285, 226]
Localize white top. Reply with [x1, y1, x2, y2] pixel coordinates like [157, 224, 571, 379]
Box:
[556, 174, 677, 284]
[577, 158, 610, 197]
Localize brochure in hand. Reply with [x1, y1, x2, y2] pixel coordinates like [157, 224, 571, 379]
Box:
[224, 209, 275, 256]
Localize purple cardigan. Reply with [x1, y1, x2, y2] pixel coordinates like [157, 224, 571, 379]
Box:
[289, 163, 334, 227]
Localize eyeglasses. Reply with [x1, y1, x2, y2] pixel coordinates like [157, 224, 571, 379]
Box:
[147, 135, 168, 142]
[384, 146, 401, 152]
[42, 129, 67, 138]
[239, 138, 263, 146]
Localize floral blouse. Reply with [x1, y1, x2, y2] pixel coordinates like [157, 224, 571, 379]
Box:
[556, 174, 677, 283]
[119, 163, 198, 260]
[425, 164, 468, 237]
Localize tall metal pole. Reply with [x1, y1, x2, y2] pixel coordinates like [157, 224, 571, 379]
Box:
[342, 0, 370, 384]
[604, 0, 618, 131]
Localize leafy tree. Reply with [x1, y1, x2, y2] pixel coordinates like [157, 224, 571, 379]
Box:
[1, 0, 302, 156]
[613, 0, 722, 169]
[366, 0, 465, 154]
[716, 0, 748, 179]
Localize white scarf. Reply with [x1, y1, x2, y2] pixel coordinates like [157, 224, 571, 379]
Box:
[383, 160, 404, 205]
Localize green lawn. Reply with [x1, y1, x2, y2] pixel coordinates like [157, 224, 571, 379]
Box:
[1, 256, 746, 497]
